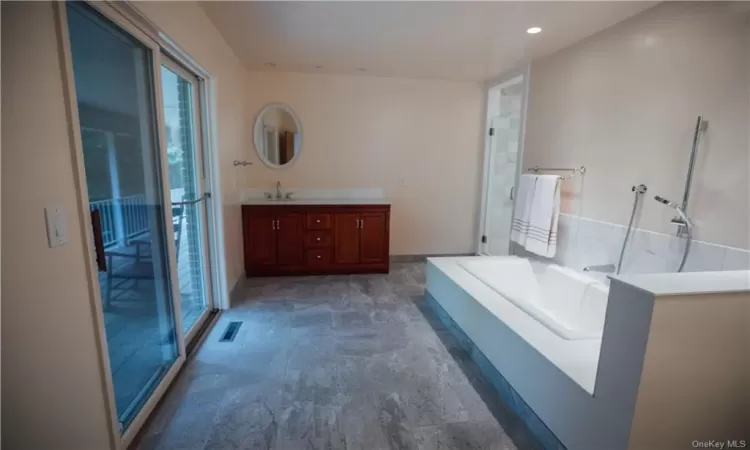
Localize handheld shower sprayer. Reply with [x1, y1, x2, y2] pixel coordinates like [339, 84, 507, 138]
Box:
[653, 195, 693, 272]
[654, 195, 674, 207]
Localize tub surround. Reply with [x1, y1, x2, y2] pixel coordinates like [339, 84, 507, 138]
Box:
[513, 213, 750, 276]
[428, 257, 602, 394]
[611, 272, 750, 449]
[427, 256, 750, 449]
[611, 270, 750, 296]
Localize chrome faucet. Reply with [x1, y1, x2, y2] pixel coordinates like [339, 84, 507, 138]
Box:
[275, 181, 282, 200]
[583, 264, 616, 273]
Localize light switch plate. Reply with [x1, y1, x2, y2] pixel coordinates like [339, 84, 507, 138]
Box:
[45, 205, 68, 248]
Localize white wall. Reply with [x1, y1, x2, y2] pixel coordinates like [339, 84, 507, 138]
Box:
[243, 71, 484, 255]
[1, 1, 249, 447]
[1, 2, 114, 448]
[524, 2, 750, 250]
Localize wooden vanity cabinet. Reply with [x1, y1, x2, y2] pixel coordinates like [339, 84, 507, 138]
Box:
[243, 204, 390, 276]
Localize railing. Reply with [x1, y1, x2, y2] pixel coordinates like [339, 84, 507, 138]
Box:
[89, 198, 118, 247]
[89, 194, 148, 248]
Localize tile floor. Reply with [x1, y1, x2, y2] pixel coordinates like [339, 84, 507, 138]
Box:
[136, 263, 541, 450]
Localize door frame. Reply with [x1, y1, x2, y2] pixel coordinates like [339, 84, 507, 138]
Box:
[55, 1, 228, 448]
[104, 0, 230, 312]
[476, 64, 531, 255]
[159, 55, 216, 344]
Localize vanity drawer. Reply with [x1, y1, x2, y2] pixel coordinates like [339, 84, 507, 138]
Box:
[306, 230, 331, 247]
[307, 248, 330, 265]
[307, 213, 331, 230]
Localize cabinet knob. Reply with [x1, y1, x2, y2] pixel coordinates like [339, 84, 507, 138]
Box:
[316, 219, 321, 223]
[316, 237, 321, 241]
[316, 255, 321, 259]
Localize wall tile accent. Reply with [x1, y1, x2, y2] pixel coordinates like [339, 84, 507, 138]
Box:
[549, 214, 750, 274]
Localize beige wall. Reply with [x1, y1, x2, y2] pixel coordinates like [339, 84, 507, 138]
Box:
[524, 2, 750, 250]
[134, 1, 249, 291]
[1, 2, 114, 448]
[244, 71, 484, 255]
[1, 1, 248, 447]
[628, 292, 750, 448]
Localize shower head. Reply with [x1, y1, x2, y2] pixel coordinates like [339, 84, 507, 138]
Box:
[654, 195, 694, 230]
[654, 195, 679, 209]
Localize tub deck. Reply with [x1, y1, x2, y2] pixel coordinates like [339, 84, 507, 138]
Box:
[426, 256, 601, 394]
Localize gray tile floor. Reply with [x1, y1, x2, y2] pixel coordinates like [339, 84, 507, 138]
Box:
[137, 263, 541, 450]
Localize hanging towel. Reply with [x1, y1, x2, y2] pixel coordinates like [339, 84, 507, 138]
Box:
[510, 174, 538, 247]
[524, 175, 561, 257]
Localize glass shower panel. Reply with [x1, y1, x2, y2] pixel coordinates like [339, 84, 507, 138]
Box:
[483, 77, 525, 256]
[67, 3, 179, 431]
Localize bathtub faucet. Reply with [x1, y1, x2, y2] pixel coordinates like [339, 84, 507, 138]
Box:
[583, 264, 616, 273]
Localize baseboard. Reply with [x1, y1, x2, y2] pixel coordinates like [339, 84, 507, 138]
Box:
[227, 274, 245, 307]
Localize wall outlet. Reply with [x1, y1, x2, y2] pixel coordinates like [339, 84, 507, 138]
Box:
[45, 205, 68, 248]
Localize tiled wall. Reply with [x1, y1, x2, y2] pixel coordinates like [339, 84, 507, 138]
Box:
[515, 214, 750, 275]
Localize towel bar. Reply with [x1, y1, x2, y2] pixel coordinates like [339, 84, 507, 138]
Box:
[527, 165, 586, 180]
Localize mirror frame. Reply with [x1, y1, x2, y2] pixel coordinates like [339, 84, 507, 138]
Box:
[252, 103, 303, 170]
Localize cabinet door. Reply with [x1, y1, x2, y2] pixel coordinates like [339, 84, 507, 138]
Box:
[359, 212, 388, 264]
[334, 213, 360, 264]
[276, 213, 305, 266]
[246, 214, 277, 266]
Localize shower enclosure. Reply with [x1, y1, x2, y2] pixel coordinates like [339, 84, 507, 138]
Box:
[478, 70, 528, 256]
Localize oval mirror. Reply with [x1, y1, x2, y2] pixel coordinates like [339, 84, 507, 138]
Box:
[253, 104, 302, 169]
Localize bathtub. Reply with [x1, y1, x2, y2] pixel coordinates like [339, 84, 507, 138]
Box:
[459, 257, 608, 340]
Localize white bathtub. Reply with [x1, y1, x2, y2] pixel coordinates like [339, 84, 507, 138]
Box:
[459, 257, 609, 340]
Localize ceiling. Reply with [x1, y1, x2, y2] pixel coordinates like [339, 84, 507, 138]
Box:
[200, 1, 657, 82]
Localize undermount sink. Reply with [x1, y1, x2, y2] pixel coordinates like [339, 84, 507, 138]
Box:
[264, 194, 295, 202]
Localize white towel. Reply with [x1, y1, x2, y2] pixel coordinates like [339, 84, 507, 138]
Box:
[510, 174, 538, 247]
[524, 175, 560, 257]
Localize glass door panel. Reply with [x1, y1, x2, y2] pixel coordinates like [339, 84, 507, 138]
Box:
[160, 60, 212, 335]
[482, 76, 526, 256]
[66, 3, 179, 431]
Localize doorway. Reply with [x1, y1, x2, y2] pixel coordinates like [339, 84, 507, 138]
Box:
[479, 72, 528, 256]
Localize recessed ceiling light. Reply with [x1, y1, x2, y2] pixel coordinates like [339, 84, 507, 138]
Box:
[264, 62, 276, 67]
[527, 27, 542, 34]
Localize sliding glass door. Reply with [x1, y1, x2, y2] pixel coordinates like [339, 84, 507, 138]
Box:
[160, 58, 213, 337]
[66, 3, 180, 432]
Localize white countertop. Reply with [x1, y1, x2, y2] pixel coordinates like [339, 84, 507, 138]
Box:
[242, 198, 390, 206]
[610, 270, 750, 297]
